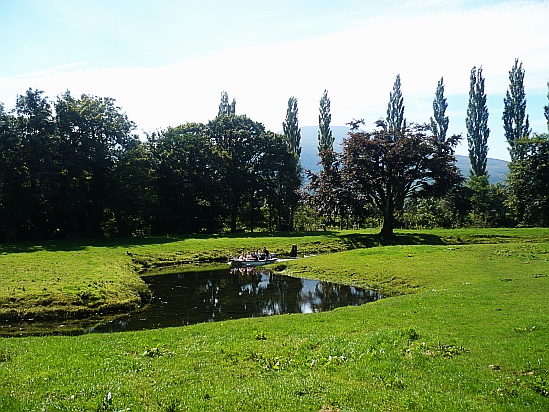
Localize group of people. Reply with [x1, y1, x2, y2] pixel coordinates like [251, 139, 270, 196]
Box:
[231, 247, 271, 262]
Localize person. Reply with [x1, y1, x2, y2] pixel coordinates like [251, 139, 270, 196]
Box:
[262, 247, 269, 259]
[290, 244, 298, 258]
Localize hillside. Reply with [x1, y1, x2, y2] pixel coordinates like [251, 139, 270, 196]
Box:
[298, 126, 508, 183]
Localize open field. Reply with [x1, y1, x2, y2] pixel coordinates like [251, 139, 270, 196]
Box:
[0, 228, 548, 410]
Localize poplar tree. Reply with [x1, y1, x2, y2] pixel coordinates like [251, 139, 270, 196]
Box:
[218, 91, 236, 116]
[503, 59, 530, 161]
[283, 96, 301, 157]
[318, 90, 334, 170]
[281, 96, 302, 230]
[386, 74, 405, 135]
[466, 66, 489, 177]
[430, 77, 449, 142]
[543, 82, 549, 130]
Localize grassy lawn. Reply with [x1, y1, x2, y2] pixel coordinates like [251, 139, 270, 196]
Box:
[0, 228, 548, 410]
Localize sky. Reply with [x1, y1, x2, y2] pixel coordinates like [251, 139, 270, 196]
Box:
[1, 0, 548, 161]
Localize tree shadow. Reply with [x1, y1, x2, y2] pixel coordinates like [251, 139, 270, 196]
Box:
[223, 230, 340, 239]
[0, 230, 447, 255]
[0, 231, 342, 255]
[0, 236, 186, 254]
[338, 231, 446, 249]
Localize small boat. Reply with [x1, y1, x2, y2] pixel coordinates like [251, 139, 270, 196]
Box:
[228, 255, 277, 268]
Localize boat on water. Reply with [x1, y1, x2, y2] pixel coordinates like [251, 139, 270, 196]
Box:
[228, 255, 277, 268]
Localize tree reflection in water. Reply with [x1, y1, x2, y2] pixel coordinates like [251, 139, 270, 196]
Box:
[92, 268, 382, 333]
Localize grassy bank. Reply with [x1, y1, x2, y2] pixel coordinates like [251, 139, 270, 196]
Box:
[2, 228, 549, 320]
[0, 229, 548, 410]
[0, 230, 371, 320]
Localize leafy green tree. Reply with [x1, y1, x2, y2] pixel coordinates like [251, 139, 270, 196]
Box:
[55, 92, 136, 236]
[386, 74, 405, 135]
[340, 122, 462, 238]
[506, 133, 549, 226]
[464, 175, 511, 227]
[13, 89, 59, 239]
[106, 137, 157, 237]
[0, 103, 23, 240]
[430, 77, 449, 142]
[317, 89, 334, 170]
[283, 96, 301, 157]
[503, 59, 530, 161]
[255, 131, 300, 231]
[151, 123, 222, 234]
[402, 186, 472, 229]
[208, 114, 267, 232]
[466, 66, 489, 177]
[218, 91, 236, 116]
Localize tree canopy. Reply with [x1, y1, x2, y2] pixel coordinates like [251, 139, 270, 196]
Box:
[340, 122, 462, 238]
[0, 90, 302, 239]
[506, 133, 549, 226]
[2, 62, 549, 241]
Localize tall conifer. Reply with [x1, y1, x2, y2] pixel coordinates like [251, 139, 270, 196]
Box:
[466, 66, 489, 177]
[386, 74, 405, 135]
[283, 96, 301, 157]
[430, 77, 449, 142]
[317, 90, 334, 170]
[503, 59, 530, 161]
[543, 82, 549, 130]
[218, 91, 236, 116]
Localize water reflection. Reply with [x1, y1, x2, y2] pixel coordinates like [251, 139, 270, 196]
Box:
[92, 268, 381, 333]
[0, 268, 381, 336]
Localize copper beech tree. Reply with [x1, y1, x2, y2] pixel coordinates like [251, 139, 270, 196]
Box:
[340, 121, 462, 238]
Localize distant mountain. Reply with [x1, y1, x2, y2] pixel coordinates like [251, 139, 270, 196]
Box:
[455, 156, 509, 183]
[298, 126, 508, 184]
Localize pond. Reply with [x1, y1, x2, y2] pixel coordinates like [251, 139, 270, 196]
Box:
[1, 268, 381, 336]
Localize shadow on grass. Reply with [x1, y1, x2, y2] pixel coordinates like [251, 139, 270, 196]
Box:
[338, 232, 446, 249]
[0, 231, 342, 254]
[6, 229, 518, 255]
[0, 236, 183, 254]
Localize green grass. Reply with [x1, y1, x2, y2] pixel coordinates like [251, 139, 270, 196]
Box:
[0, 230, 372, 319]
[2, 227, 548, 320]
[0, 246, 149, 320]
[0, 228, 548, 410]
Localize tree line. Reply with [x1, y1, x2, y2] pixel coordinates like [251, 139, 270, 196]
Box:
[306, 59, 549, 235]
[0, 91, 301, 240]
[0, 59, 548, 241]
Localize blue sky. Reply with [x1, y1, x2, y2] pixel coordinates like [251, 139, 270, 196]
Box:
[1, 0, 548, 160]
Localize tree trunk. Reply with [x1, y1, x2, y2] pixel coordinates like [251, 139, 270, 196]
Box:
[230, 203, 238, 232]
[380, 203, 395, 239]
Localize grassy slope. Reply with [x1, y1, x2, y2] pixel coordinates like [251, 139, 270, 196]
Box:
[0, 244, 149, 319]
[2, 228, 548, 319]
[0, 229, 547, 411]
[0, 231, 363, 319]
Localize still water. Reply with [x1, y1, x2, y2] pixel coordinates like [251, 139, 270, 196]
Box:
[1, 268, 381, 336]
[93, 268, 381, 333]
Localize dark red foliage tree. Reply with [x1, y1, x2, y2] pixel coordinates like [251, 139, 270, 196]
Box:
[340, 121, 462, 238]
